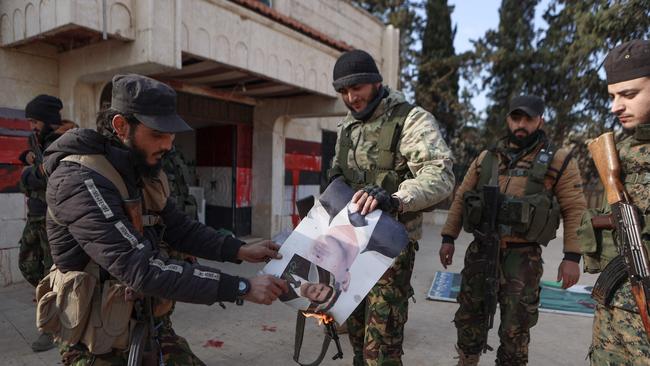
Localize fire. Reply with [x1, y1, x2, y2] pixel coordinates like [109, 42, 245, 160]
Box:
[302, 311, 334, 325]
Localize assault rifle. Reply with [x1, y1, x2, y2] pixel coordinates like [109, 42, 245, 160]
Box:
[474, 158, 501, 353]
[588, 132, 650, 340]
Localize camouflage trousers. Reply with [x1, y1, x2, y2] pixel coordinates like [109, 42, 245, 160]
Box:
[346, 241, 417, 366]
[19, 215, 52, 287]
[60, 310, 205, 365]
[590, 301, 650, 365]
[454, 242, 543, 365]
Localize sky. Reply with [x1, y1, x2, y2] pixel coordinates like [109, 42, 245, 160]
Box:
[446, 0, 553, 114]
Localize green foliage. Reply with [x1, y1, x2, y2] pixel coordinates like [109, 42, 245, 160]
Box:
[416, 0, 459, 140]
[473, 0, 540, 138]
[351, 0, 423, 92]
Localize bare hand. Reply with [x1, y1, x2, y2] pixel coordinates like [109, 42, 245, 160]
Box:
[237, 240, 282, 263]
[25, 151, 36, 165]
[439, 243, 455, 269]
[557, 260, 580, 289]
[243, 275, 288, 305]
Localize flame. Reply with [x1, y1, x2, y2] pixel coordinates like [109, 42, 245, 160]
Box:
[302, 311, 334, 325]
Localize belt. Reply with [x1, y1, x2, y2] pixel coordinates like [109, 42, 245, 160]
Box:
[504, 242, 539, 249]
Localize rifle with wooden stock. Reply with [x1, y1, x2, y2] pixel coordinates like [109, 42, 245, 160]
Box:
[588, 132, 650, 340]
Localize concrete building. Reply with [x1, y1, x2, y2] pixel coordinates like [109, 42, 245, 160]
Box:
[0, 0, 399, 285]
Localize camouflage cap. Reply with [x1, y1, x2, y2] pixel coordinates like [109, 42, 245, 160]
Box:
[604, 39, 650, 84]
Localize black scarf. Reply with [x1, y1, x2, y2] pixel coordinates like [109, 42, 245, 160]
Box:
[350, 86, 388, 121]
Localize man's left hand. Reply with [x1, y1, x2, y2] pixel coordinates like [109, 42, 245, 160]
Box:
[237, 240, 282, 263]
[557, 260, 580, 289]
[351, 185, 400, 215]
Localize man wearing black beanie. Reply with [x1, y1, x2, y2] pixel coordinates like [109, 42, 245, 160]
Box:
[18, 94, 67, 352]
[328, 49, 454, 365]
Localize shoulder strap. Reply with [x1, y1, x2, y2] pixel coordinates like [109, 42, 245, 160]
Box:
[62, 154, 129, 200]
[551, 149, 574, 191]
[376, 102, 414, 169]
[478, 150, 498, 189]
[293, 312, 333, 366]
[524, 142, 556, 195]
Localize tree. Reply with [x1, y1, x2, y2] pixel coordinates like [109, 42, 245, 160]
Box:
[351, 0, 423, 93]
[533, 0, 650, 183]
[416, 0, 459, 140]
[473, 0, 540, 139]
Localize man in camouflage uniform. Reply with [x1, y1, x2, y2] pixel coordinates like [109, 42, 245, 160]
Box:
[18, 95, 71, 352]
[328, 49, 454, 365]
[439, 95, 587, 365]
[587, 39, 650, 365]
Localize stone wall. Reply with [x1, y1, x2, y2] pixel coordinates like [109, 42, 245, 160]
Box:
[0, 194, 26, 286]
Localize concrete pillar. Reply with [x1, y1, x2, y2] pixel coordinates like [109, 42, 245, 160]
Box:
[381, 24, 400, 90]
[251, 95, 345, 238]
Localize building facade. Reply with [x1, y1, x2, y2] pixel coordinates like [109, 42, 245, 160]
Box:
[0, 0, 399, 285]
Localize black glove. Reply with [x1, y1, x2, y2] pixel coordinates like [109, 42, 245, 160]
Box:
[362, 185, 400, 213]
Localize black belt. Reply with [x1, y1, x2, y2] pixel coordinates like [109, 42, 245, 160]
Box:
[504, 242, 539, 249]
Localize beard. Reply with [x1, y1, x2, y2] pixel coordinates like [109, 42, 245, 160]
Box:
[508, 128, 542, 148]
[125, 134, 164, 179]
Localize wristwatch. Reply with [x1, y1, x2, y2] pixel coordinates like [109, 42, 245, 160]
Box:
[235, 277, 250, 305]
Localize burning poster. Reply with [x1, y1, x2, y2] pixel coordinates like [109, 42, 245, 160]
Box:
[263, 178, 409, 324]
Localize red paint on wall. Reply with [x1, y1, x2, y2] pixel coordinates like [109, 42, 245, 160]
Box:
[284, 154, 321, 172]
[0, 165, 23, 193]
[0, 118, 30, 131]
[0, 136, 29, 165]
[236, 167, 252, 207]
[285, 138, 321, 156]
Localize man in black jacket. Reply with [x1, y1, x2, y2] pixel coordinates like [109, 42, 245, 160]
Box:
[43, 74, 287, 365]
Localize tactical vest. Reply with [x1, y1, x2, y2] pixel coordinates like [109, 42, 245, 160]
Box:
[36, 154, 171, 355]
[328, 102, 414, 195]
[462, 144, 562, 246]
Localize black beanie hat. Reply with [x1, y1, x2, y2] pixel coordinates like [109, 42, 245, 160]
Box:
[25, 94, 63, 125]
[332, 49, 383, 91]
[604, 39, 650, 84]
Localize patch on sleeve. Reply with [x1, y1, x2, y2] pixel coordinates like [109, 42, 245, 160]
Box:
[193, 269, 220, 281]
[84, 179, 114, 219]
[149, 258, 183, 274]
[114, 221, 144, 249]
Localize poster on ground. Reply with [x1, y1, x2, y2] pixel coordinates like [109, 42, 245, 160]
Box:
[427, 271, 596, 317]
[263, 178, 409, 324]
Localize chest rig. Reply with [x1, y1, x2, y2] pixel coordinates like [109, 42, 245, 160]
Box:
[329, 102, 414, 194]
[38, 154, 171, 359]
[462, 142, 562, 246]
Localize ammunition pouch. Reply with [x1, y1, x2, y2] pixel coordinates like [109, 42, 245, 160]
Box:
[35, 264, 133, 353]
[462, 190, 483, 233]
[591, 255, 628, 306]
[577, 206, 618, 274]
[462, 190, 560, 246]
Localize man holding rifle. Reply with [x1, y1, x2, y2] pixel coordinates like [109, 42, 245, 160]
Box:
[588, 39, 650, 365]
[439, 95, 587, 365]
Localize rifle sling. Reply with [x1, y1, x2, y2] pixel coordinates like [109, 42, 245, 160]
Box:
[293, 312, 332, 366]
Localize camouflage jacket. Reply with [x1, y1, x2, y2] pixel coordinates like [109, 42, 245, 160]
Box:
[331, 88, 454, 240]
[610, 125, 650, 312]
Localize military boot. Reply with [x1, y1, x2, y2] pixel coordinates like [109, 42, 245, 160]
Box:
[31, 332, 55, 352]
[456, 346, 480, 366]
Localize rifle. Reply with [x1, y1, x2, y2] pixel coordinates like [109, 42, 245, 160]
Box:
[588, 132, 650, 340]
[474, 156, 501, 353]
[28, 132, 43, 165]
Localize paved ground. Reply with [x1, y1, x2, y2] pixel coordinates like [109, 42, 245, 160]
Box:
[1, 221, 597, 366]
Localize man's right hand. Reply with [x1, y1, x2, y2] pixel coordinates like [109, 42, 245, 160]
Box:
[439, 243, 455, 269]
[242, 275, 288, 305]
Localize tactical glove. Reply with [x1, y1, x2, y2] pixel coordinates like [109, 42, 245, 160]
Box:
[362, 185, 400, 213]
